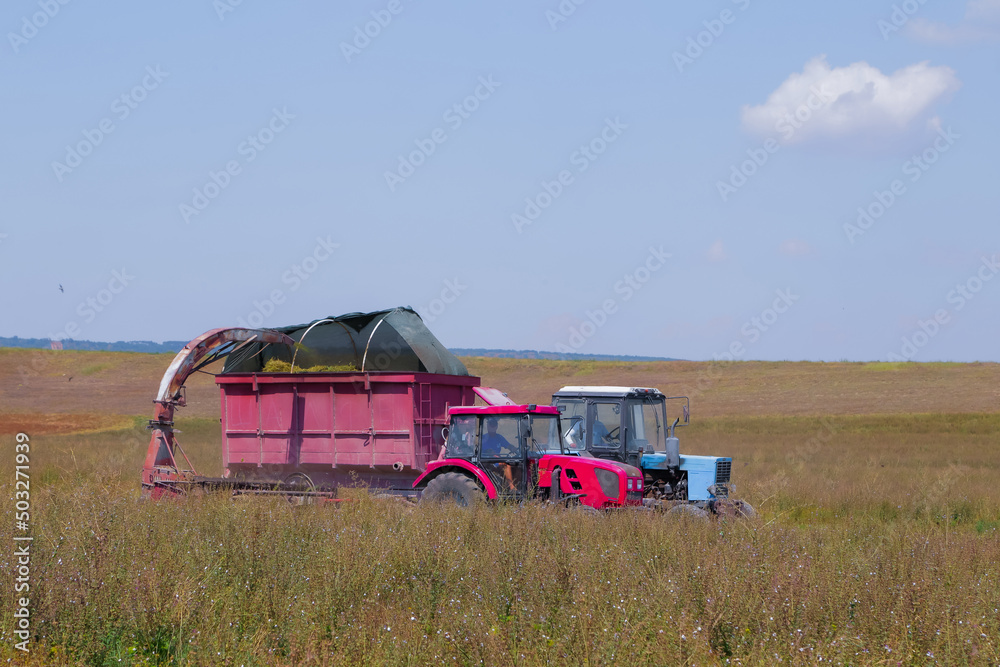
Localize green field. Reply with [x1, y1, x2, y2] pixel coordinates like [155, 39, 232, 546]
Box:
[1, 350, 998, 665]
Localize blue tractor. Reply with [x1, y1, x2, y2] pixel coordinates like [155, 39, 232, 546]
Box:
[551, 386, 752, 517]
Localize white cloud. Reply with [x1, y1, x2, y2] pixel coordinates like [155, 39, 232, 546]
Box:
[706, 240, 728, 262]
[908, 0, 1000, 43]
[779, 239, 813, 256]
[741, 56, 960, 147]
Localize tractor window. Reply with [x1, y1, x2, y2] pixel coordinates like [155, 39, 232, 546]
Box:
[590, 402, 620, 449]
[625, 398, 666, 453]
[446, 415, 477, 459]
[556, 399, 587, 451]
[480, 416, 521, 460]
[527, 415, 561, 457]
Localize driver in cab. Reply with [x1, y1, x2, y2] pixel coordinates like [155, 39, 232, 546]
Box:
[481, 417, 515, 457]
[481, 417, 517, 491]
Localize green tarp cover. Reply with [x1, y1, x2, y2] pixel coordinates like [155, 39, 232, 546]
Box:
[222, 307, 469, 376]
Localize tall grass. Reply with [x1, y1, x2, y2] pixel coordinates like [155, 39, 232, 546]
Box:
[1, 489, 998, 665]
[1, 411, 998, 665]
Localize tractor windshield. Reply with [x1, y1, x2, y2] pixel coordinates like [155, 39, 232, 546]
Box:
[527, 414, 562, 457]
[445, 415, 477, 459]
[625, 396, 667, 453]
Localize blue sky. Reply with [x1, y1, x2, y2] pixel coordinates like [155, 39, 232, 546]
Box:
[1, 0, 997, 361]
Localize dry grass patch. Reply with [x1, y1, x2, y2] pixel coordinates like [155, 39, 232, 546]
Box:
[0, 413, 136, 436]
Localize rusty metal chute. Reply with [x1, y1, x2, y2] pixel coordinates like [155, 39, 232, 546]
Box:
[142, 327, 295, 497]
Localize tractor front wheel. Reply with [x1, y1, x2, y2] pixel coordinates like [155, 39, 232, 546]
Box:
[422, 472, 484, 507]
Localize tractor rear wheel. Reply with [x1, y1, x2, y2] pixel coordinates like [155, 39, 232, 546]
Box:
[422, 472, 484, 507]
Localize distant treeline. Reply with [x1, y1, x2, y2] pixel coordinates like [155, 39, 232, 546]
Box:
[0, 337, 676, 362]
[451, 348, 676, 362]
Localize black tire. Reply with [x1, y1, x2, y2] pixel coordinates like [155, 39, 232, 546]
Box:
[283, 472, 316, 492]
[668, 503, 711, 521]
[421, 472, 484, 507]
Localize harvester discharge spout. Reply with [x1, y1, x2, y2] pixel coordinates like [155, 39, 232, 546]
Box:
[142, 327, 295, 498]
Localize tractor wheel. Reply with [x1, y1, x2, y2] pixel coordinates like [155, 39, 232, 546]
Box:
[668, 503, 711, 521]
[421, 472, 484, 507]
[550, 469, 563, 502]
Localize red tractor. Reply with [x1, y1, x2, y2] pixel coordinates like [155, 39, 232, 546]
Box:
[413, 404, 644, 509]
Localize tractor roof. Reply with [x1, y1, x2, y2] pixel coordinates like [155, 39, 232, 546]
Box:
[448, 405, 560, 416]
[553, 386, 664, 397]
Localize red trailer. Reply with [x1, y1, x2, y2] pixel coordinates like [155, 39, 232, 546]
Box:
[217, 371, 478, 489]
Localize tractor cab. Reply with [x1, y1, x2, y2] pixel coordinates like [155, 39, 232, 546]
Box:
[552, 386, 732, 504]
[414, 403, 644, 509]
[553, 386, 685, 469]
[442, 405, 563, 498]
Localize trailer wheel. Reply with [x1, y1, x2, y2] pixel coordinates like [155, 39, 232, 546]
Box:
[668, 503, 711, 521]
[283, 472, 316, 492]
[422, 472, 483, 507]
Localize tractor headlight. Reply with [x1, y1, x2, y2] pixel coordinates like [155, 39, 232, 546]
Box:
[594, 468, 621, 499]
